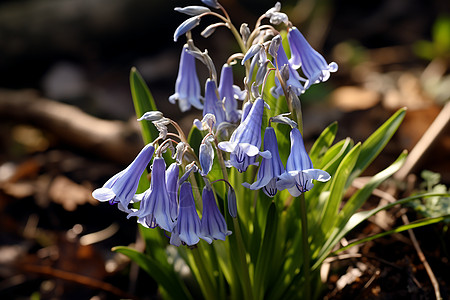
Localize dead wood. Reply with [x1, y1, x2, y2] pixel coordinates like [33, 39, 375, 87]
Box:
[0, 89, 142, 164]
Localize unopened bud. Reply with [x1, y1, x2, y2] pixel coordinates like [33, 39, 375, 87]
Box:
[174, 6, 210, 16]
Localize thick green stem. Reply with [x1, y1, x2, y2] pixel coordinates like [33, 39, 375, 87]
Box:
[299, 194, 311, 300]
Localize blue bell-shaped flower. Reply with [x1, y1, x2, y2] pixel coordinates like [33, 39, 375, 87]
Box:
[170, 182, 212, 246]
[127, 157, 176, 232]
[287, 27, 338, 90]
[218, 64, 246, 123]
[92, 143, 154, 213]
[218, 97, 271, 173]
[203, 79, 226, 126]
[200, 186, 231, 241]
[169, 45, 203, 112]
[243, 127, 284, 197]
[277, 128, 330, 197]
[272, 41, 305, 99]
[165, 162, 179, 222]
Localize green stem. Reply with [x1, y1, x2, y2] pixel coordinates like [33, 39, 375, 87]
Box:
[232, 217, 254, 300]
[214, 140, 253, 300]
[299, 194, 311, 300]
[191, 247, 217, 300]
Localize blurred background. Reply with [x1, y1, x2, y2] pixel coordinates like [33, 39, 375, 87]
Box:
[0, 0, 449, 299]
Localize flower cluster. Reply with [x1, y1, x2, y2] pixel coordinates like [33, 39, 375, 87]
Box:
[93, 1, 335, 246]
[93, 121, 232, 246]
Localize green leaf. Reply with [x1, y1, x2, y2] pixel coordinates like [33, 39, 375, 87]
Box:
[433, 15, 450, 54]
[306, 138, 354, 214]
[338, 151, 408, 225]
[312, 192, 450, 270]
[130, 67, 159, 144]
[319, 143, 361, 236]
[113, 246, 192, 300]
[312, 151, 407, 265]
[346, 107, 406, 187]
[253, 203, 278, 300]
[309, 122, 338, 167]
[334, 215, 450, 254]
[138, 225, 168, 265]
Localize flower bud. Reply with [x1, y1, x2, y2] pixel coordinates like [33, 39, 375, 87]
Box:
[174, 16, 201, 42]
[174, 6, 210, 16]
[137, 111, 163, 122]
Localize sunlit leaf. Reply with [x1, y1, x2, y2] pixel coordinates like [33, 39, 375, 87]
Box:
[113, 246, 193, 300]
[130, 67, 159, 144]
[346, 107, 406, 187]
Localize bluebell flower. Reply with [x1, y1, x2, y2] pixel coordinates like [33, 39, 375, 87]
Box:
[240, 100, 252, 122]
[200, 186, 232, 241]
[92, 144, 154, 212]
[170, 182, 212, 246]
[243, 127, 284, 197]
[287, 26, 338, 89]
[165, 163, 179, 222]
[203, 79, 226, 126]
[169, 45, 203, 112]
[277, 128, 331, 197]
[218, 64, 246, 123]
[272, 41, 305, 99]
[127, 157, 176, 232]
[218, 97, 271, 172]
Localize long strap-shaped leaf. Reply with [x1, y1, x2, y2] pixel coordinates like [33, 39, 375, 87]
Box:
[346, 107, 406, 188]
[319, 143, 361, 235]
[312, 151, 407, 266]
[334, 214, 450, 254]
[130, 67, 159, 144]
[309, 122, 338, 167]
[113, 246, 193, 300]
[312, 192, 450, 270]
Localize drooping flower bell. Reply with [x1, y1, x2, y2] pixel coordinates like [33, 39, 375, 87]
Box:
[169, 44, 203, 112]
[277, 128, 331, 197]
[165, 162, 180, 221]
[92, 144, 154, 213]
[218, 97, 271, 173]
[127, 157, 176, 232]
[170, 182, 212, 246]
[203, 78, 226, 126]
[272, 39, 305, 99]
[218, 64, 246, 123]
[287, 27, 338, 90]
[200, 186, 231, 241]
[243, 127, 284, 197]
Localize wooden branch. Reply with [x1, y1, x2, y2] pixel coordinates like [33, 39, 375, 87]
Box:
[20, 263, 137, 299]
[0, 89, 143, 164]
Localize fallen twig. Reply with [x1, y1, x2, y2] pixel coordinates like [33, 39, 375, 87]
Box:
[0, 89, 142, 164]
[20, 263, 137, 299]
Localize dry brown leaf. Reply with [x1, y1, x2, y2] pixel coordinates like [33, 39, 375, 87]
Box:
[330, 86, 380, 112]
[48, 176, 97, 211]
